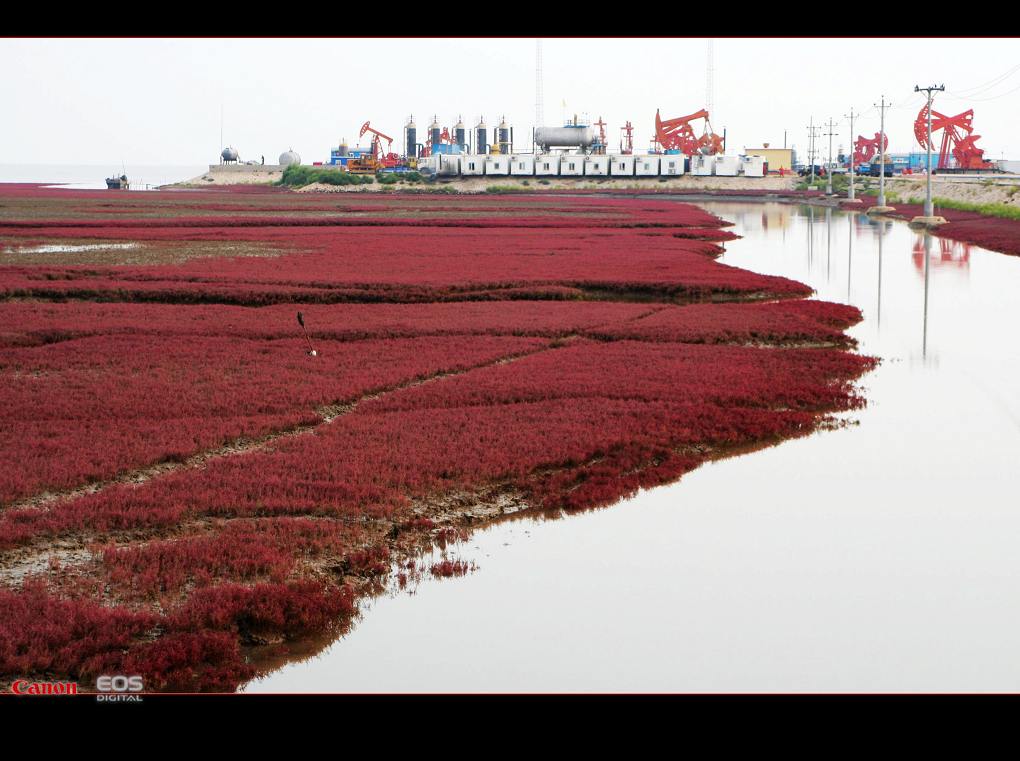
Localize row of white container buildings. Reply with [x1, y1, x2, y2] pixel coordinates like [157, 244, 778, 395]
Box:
[418, 153, 766, 178]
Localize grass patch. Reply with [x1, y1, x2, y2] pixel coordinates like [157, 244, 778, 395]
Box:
[924, 197, 1020, 220]
[276, 165, 374, 188]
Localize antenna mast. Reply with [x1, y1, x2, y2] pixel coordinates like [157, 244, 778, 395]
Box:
[535, 39, 544, 129]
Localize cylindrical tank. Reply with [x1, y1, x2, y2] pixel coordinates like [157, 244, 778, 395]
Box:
[430, 117, 441, 151]
[221, 146, 239, 163]
[498, 117, 510, 154]
[338, 139, 349, 157]
[279, 149, 301, 166]
[475, 118, 488, 155]
[405, 118, 416, 159]
[534, 126, 597, 151]
[454, 118, 466, 151]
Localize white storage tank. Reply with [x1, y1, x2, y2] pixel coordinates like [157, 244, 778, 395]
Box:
[691, 155, 716, 176]
[714, 155, 741, 176]
[610, 155, 635, 176]
[660, 155, 685, 176]
[584, 155, 609, 176]
[461, 155, 484, 176]
[535, 155, 560, 176]
[559, 155, 584, 176]
[484, 155, 509, 175]
[509, 155, 535, 175]
[635, 155, 660, 176]
[741, 155, 765, 177]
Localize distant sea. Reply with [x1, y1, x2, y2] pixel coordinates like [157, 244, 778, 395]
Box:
[0, 164, 208, 190]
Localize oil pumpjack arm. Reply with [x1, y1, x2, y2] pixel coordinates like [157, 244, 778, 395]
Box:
[654, 108, 724, 156]
[913, 105, 993, 170]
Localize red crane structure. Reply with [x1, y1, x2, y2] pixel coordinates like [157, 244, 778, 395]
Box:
[620, 121, 634, 155]
[653, 108, 724, 156]
[359, 121, 401, 166]
[852, 132, 889, 166]
[913, 105, 993, 170]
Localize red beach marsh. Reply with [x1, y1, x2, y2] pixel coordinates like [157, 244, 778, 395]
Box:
[0, 186, 875, 691]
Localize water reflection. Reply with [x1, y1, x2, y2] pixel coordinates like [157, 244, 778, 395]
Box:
[247, 202, 1020, 693]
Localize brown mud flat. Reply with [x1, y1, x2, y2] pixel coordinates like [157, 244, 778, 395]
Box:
[0, 186, 876, 692]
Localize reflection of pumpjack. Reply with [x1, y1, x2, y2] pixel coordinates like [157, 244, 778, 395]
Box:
[912, 236, 971, 275]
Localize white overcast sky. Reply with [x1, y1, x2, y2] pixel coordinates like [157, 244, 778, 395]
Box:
[2, 37, 1018, 166]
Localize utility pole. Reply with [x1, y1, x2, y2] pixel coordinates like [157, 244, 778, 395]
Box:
[845, 107, 859, 201]
[874, 94, 890, 210]
[823, 118, 838, 195]
[807, 117, 817, 182]
[914, 84, 945, 219]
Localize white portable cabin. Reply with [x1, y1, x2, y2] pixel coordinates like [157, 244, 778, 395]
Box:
[741, 155, 765, 177]
[535, 155, 560, 176]
[461, 155, 485, 176]
[635, 156, 660, 176]
[584, 155, 609, 176]
[660, 155, 685, 176]
[559, 155, 584, 176]
[610, 155, 635, 176]
[691, 155, 716, 176]
[509, 155, 535, 176]
[714, 156, 741, 176]
[484, 155, 510, 175]
[436, 154, 461, 177]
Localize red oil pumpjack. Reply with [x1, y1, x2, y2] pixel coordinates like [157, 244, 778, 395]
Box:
[914, 105, 994, 170]
[653, 108, 724, 156]
[852, 132, 889, 166]
[349, 121, 401, 172]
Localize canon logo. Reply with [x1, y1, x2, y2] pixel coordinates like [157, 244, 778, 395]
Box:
[11, 680, 79, 695]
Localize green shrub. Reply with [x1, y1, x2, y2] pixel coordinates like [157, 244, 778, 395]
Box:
[276, 165, 374, 188]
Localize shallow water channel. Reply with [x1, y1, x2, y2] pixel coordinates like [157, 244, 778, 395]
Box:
[245, 201, 1020, 693]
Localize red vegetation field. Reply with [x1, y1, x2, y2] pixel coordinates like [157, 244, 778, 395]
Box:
[845, 195, 1020, 258]
[0, 185, 875, 692]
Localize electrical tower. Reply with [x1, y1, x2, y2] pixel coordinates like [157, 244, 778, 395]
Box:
[823, 118, 838, 195]
[914, 83, 945, 218]
[705, 39, 714, 117]
[535, 39, 544, 130]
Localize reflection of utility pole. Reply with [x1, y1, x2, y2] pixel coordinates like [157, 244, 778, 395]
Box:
[847, 213, 853, 302]
[824, 118, 838, 195]
[876, 221, 884, 328]
[914, 84, 945, 220]
[922, 232, 931, 358]
[825, 206, 832, 281]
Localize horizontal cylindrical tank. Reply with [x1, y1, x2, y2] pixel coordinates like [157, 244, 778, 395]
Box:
[534, 126, 596, 150]
[221, 146, 239, 162]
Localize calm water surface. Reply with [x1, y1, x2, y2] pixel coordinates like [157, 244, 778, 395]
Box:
[246, 201, 1020, 693]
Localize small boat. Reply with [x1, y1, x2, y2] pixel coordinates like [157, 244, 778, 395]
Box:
[106, 174, 129, 190]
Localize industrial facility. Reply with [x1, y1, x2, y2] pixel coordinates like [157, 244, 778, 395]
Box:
[211, 94, 1003, 182]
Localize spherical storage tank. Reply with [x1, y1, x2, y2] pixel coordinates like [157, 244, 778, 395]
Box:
[221, 146, 239, 162]
[279, 149, 301, 166]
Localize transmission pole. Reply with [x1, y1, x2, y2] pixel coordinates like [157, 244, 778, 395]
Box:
[823, 118, 838, 195]
[874, 94, 889, 209]
[914, 84, 945, 218]
[845, 107, 859, 201]
[535, 39, 544, 130]
[807, 117, 817, 182]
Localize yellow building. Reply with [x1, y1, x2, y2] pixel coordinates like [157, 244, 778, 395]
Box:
[743, 145, 794, 172]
